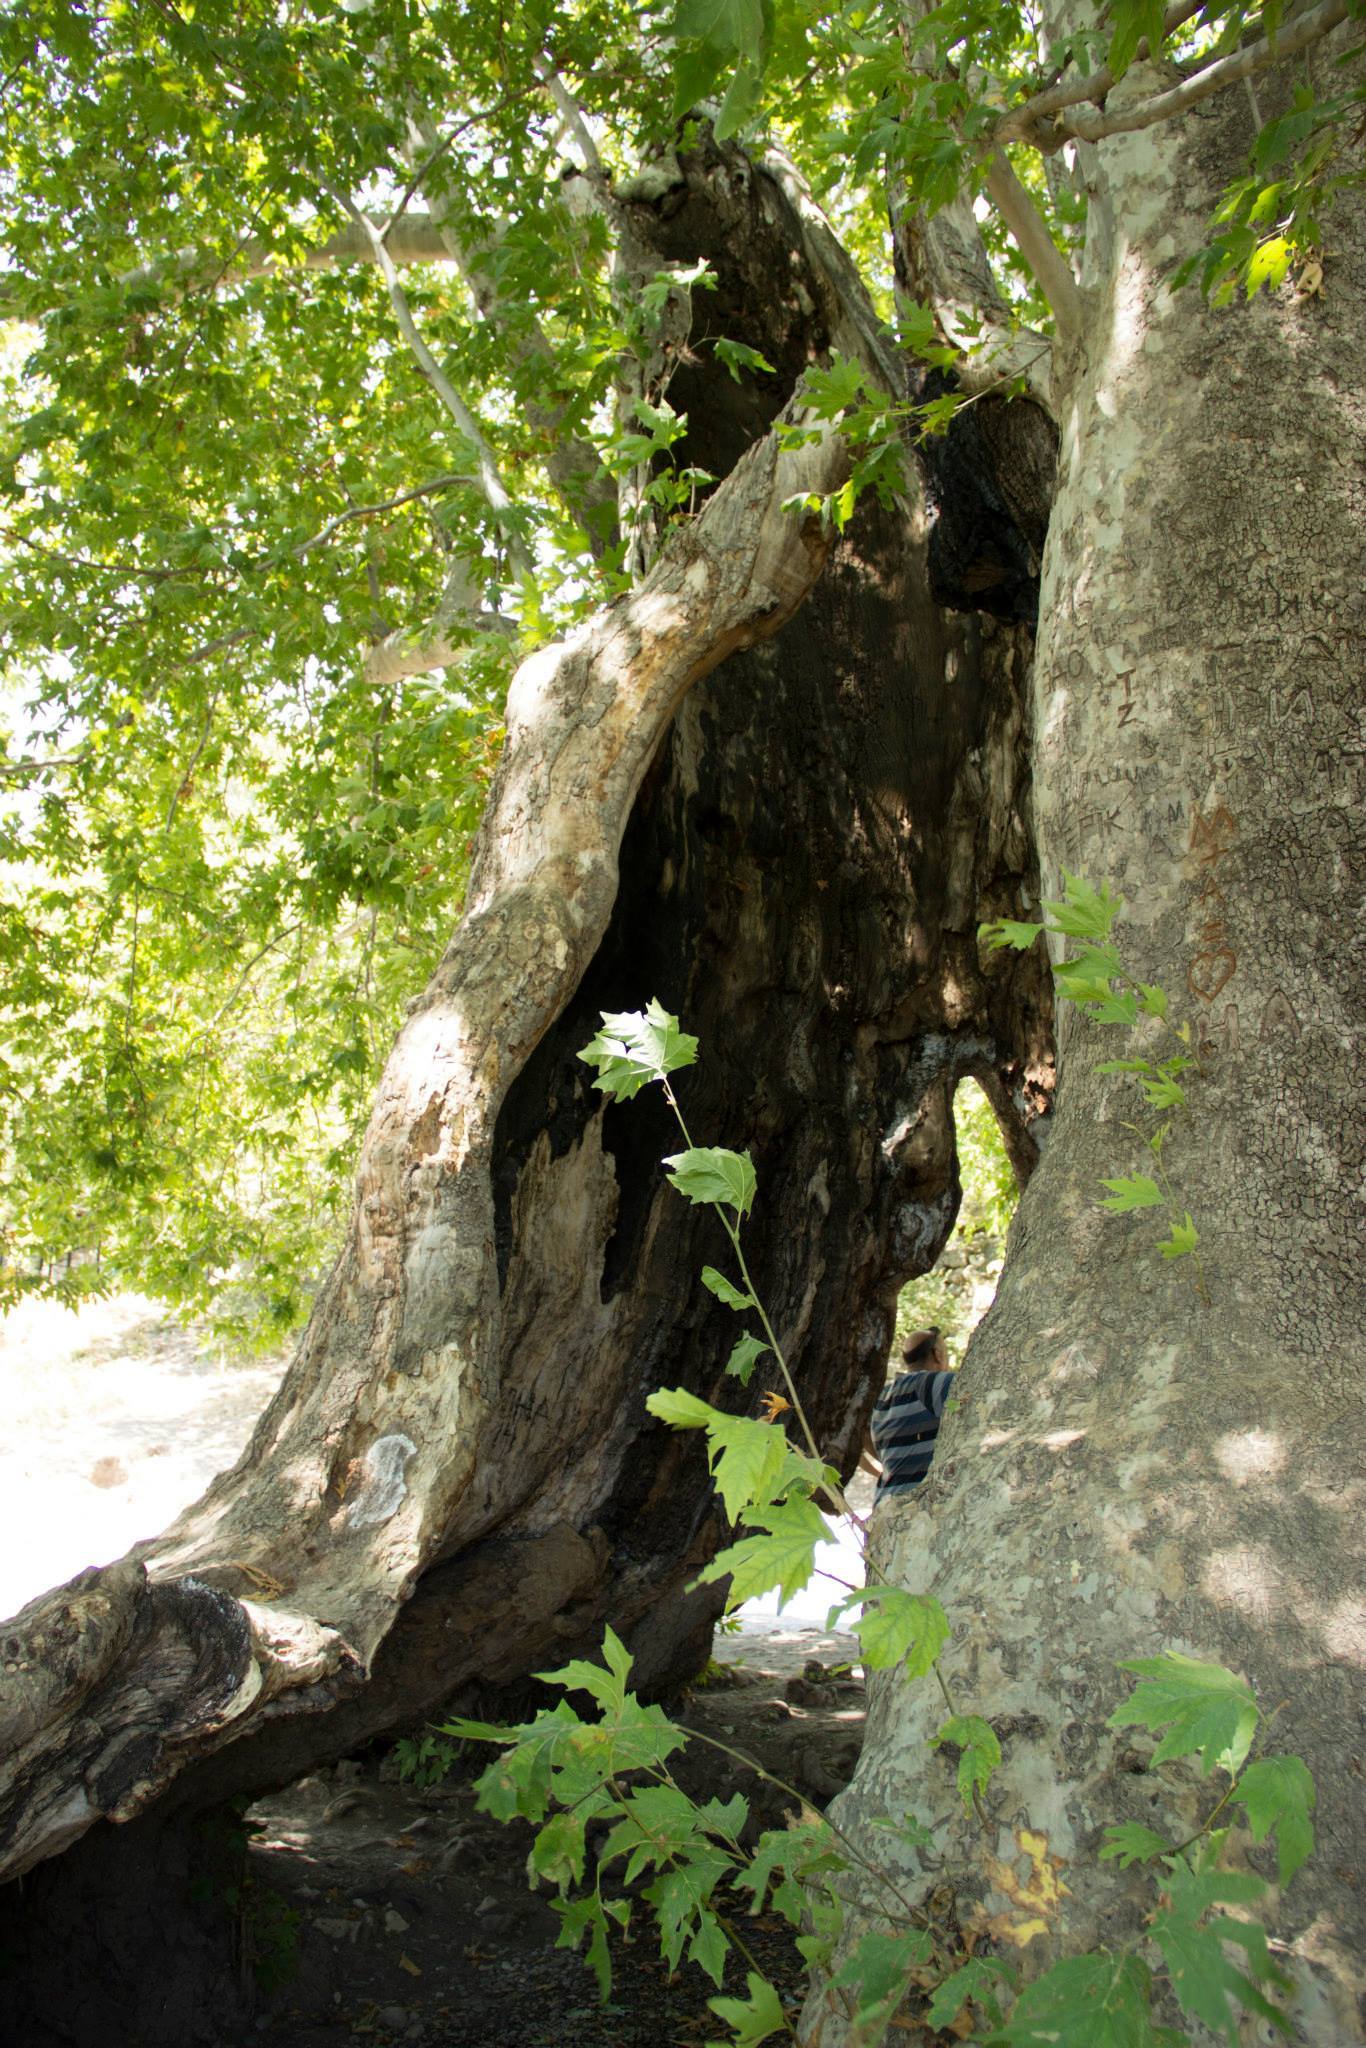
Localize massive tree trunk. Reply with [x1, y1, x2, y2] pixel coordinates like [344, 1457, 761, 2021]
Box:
[812, 58, 1366, 2048]
[0, 137, 1054, 2045]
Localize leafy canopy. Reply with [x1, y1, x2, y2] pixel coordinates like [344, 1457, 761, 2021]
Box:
[1, 0, 1354, 1325]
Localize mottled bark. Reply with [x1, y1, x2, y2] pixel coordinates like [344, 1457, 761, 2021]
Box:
[0, 137, 1054, 2044]
[812, 55, 1365, 2048]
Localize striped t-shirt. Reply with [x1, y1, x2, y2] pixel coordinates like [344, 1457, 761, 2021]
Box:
[870, 1369, 954, 1500]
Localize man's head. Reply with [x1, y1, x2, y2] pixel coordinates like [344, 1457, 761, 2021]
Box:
[902, 1326, 948, 1368]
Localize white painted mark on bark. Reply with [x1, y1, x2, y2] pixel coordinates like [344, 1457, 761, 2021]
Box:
[1213, 1429, 1286, 1482]
[347, 1434, 418, 1529]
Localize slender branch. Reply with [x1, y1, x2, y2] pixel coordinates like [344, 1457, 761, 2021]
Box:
[0, 524, 195, 582]
[981, 151, 1084, 344]
[401, 106, 617, 546]
[678, 1723, 936, 1932]
[172, 625, 255, 668]
[164, 682, 221, 833]
[118, 216, 454, 296]
[532, 52, 605, 174]
[323, 185, 535, 582]
[189, 920, 305, 1046]
[0, 744, 92, 781]
[1062, 0, 1349, 145]
[293, 473, 470, 557]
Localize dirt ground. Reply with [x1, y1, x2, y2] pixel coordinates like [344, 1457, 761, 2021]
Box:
[234, 1622, 873, 2048]
[4, 1296, 928, 2048]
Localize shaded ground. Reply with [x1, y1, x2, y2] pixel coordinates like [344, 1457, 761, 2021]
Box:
[4, 1297, 917, 2047]
[232, 1624, 871, 2048]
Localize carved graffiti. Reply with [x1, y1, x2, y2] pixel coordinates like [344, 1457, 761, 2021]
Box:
[1188, 948, 1237, 1002]
[1259, 991, 1302, 1041]
[1186, 803, 1239, 1007]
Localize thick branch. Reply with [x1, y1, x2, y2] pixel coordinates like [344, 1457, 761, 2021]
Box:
[0, 191, 896, 1879]
[362, 614, 514, 687]
[982, 152, 1084, 346]
[1062, 0, 1350, 145]
[988, 0, 1349, 155]
[402, 109, 617, 545]
[992, 0, 1206, 146]
[0, 216, 459, 318]
[532, 52, 605, 174]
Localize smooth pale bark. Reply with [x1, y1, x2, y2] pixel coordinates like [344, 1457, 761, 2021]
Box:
[809, 60, 1365, 2048]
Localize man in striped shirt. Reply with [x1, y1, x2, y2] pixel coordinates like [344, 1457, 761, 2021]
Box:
[865, 1327, 954, 1503]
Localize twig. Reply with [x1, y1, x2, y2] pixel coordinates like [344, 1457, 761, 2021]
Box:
[293, 473, 470, 557]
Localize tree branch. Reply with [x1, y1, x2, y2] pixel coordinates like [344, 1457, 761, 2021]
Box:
[323, 186, 535, 583]
[993, 0, 1206, 146]
[0, 216, 459, 318]
[293, 473, 470, 558]
[400, 108, 618, 547]
[1061, 0, 1350, 145]
[981, 151, 1084, 345]
[532, 52, 605, 174]
[362, 616, 514, 688]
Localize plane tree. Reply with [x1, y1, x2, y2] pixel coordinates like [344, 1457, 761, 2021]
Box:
[0, 1, 1360, 2042]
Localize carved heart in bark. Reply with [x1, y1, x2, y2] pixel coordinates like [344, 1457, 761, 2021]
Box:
[1186, 947, 1237, 1001]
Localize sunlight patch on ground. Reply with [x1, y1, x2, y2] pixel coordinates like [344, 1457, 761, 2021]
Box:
[0, 1293, 288, 1621]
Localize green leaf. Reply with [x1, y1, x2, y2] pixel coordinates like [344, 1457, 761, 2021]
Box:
[664, 1145, 758, 1216]
[845, 1587, 949, 1678]
[726, 1331, 769, 1383]
[647, 1391, 791, 1519]
[985, 1949, 1165, 2046]
[833, 1928, 934, 2032]
[714, 338, 777, 381]
[647, 1846, 734, 1980]
[931, 1714, 1001, 1809]
[1054, 941, 1124, 1007]
[696, 1493, 828, 1607]
[926, 1956, 1014, 2032]
[1098, 1174, 1165, 1213]
[672, 39, 731, 115]
[1138, 983, 1169, 1019]
[1109, 1653, 1259, 1776]
[674, 0, 765, 56]
[1099, 1822, 1172, 1868]
[578, 1000, 698, 1099]
[736, 1820, 844, 1924]
[1099, 0, 1167, 75]
[1152, 1862, 1290, 2043]
[538, 1624, 635, 1714]
[1232, 1755, 1316, 1886]
[1046, 872, 1125, 939]
[1158, 1214, 1200, 1260]
[552, 1890, 630, 2001]
[530, 1808, 588, 1888]
[706, 1970, 786, 2048]
[980, 917, 1045, 952]
[701, 1265, 756, 1311]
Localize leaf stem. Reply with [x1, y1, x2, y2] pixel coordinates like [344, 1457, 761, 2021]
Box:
[661, 1080, 848, 1513]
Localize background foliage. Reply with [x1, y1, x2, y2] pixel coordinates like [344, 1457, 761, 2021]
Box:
[0, 0, 1357, 1331]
